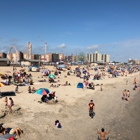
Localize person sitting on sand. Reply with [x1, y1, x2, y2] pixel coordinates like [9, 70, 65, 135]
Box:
[62, 81, 71, 86]
[67, 71, 70, 75]
[32, 87, 36, 93]
[88, 82, 95, 90]
[49, 78, 54, 83]
[134, 77, 136, 84]
[97, 128, 110, 140]
[28, 86, 32, 93]
[29, 78, 33, 85]
[133, 84, 138, 90]
[6, 127, 23, 138]
[50, 84, 55, 87]
[41, 95, 48, 102]
[0, 125, 7, 135]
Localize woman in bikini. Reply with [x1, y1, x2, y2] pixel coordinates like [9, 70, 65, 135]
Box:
[3, 97, 8, 109]
[126, 90, 130, 101]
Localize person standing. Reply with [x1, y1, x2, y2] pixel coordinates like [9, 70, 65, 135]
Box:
[126, 90, 130, 101]
[3, 97, 8, 109]
[8, 98, 14, 113]
[88, 100, 95, 118]
[100, 84, 103, 91]
[15, 85, 19, 93]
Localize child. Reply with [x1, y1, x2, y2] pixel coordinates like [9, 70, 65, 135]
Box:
[28, 86, 32, 93]
[55, 120, 61, 128]
[100, 84, 103, 91]
[15, 85, 19, 92]
[3, 97, 8, 109]
[8, 97, 14, 113]
[85, 80, 88, 88]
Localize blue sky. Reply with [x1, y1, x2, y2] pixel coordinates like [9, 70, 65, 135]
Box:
[0, 0, 140, 62]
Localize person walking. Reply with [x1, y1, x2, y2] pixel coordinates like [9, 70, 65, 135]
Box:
[88, 100, 95, 118]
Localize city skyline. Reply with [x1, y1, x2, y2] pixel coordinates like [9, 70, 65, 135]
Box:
[0, 0, 140, 62]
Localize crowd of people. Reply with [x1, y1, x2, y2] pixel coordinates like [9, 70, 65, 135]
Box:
[0, 64, 140, 139]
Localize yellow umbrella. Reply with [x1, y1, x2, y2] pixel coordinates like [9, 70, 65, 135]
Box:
[0, 83, 4, 87]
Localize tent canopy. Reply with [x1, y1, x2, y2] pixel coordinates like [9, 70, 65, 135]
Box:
[77, 83, 84, 88]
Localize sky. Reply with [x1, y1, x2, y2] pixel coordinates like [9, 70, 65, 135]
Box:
[0, 0, 140, 62]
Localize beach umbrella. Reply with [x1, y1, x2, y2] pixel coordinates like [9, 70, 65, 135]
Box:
[0, 83, 4, 87]
[48, 74, 55, 79]
[36, 88, 50, 95]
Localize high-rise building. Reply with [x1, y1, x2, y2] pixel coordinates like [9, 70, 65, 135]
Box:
[87, 51, 110, 63]
[52, 53, 59, 62]
[104, 54, 110, 63]
[26, 42, 32, 59]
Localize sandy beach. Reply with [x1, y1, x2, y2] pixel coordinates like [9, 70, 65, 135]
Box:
[0, 66, 140, 140]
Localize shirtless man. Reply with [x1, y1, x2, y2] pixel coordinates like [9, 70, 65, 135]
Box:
[134, 77, 136, 84]
[122, 89, 127, 101]
[97, 128, 110, 140]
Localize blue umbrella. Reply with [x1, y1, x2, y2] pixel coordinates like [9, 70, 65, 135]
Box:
[36, 88, 50, 95]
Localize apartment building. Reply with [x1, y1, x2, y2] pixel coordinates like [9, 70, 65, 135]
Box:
[87, 51, 110, 63]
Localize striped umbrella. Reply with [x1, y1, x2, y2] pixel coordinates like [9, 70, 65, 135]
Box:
[36, 88, 50, 95]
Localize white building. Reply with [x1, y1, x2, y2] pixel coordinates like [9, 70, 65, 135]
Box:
[87, 51, 110, 63]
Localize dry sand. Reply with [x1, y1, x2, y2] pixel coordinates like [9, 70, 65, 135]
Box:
[0, 66, 140, 140]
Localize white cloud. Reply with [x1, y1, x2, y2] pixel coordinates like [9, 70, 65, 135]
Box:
[86, 45, 99, 50]
[58, 43, 66, 48]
